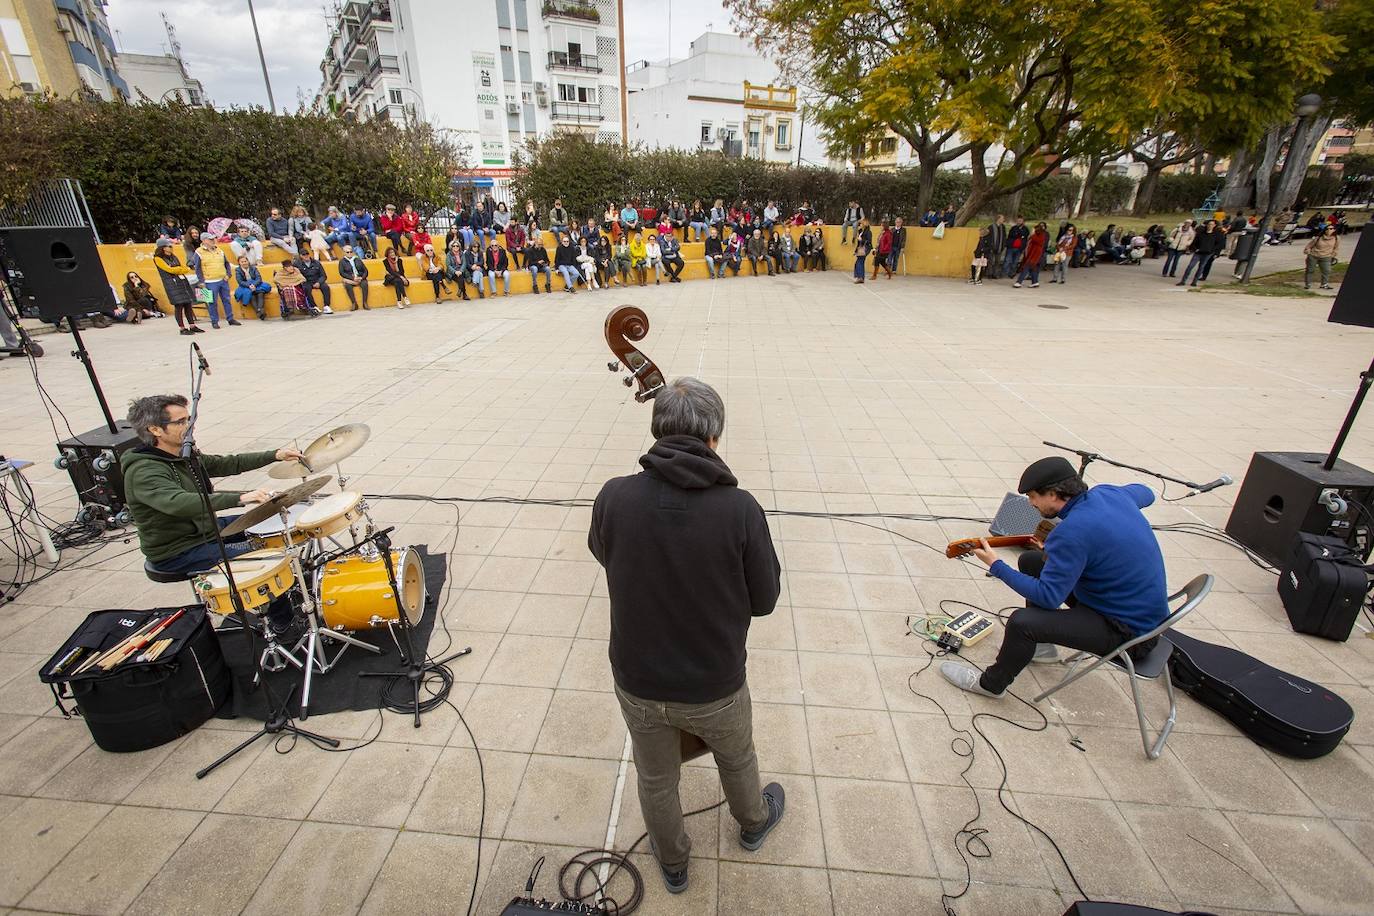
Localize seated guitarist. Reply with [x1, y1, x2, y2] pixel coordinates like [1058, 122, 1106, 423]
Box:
[941, 456, 1169, 698]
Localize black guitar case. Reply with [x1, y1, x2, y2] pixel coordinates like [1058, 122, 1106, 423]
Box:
[1167, 631, 1352, 759]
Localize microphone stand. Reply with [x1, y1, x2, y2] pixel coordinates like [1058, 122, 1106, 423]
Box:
[1043, 440, 1205, 490]
[177, 348, 338, 779]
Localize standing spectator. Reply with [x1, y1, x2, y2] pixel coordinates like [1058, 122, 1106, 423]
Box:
[620, 200, 640, 235]
[265, 208, 298, 256]
[851, 217, 872, 284]
[349, 205, 378, 256]
[1050, 224, 1077, 284]
[382, 247, 411, 307]
[1224, 212, 1248, 258]
[122, 271, 161, 318]
[338, 244, 370, 310]
[987, 214, 1008, 278]
[295, 247, 334, 314]
[505, 218, 527, 270]
[1003, 217, 1029, 279]
[1013, 222, 1049, 288]
[487, 240, 512, 296]
[704, 227, 725, 280]
[233, 256, 272, 320]
[1176, 219, 1222, 287]
[644, 233, 665, 285]
[841, 200, 864, 244]
[525, 236, 553, 294]
[747, 228, 770, 276]
[629, 230, 649, 286]
[1162, 219, 1194, 278]
[554, 233, 580, 293]
[659, 232, 685, 282]
[888, 217, 906, 276]
[307, 222, 333, 261]
[418, 244, 450, 301]
[689, 199, 708, 242]
[230, 224, 264, 265]
[194, 238, 238, 327]
[288, 205, 312, 252]
[322, 205, 354, 253]
[549, 199, 571, 237]
[273, 260, 316, 319]
[871, 219, 893, 280]
[969, 226, 993, 284]
[1303, 225, 1339, 290]
[181, 225, 203, 262]
[156, 215, 183, 240]
[153, 238, 201, 335]
[380, 204, 403, 253]
[461, 241, 487, 298]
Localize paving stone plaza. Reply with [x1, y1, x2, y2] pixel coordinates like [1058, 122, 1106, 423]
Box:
[1, 239, 1372, 916]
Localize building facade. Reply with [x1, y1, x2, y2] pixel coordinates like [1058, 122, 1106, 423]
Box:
[0, 0, 127, 100]
[118, 51, 203, 105]
[316, 0, 628, 175]
[625, 32, 831, 167]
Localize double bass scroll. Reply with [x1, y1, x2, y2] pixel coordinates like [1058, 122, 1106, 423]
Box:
[604, 306, 666, 403]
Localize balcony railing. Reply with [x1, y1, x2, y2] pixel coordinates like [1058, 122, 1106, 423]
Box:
[547, 50, 600, 72]
[542, 0, 600, 23]
[743, 81, 798, 111]
[347, 82, 364, 101]
[360, 0, 392, 30]
[367, 54, 400, 81]
[55, 0, 87, 24]
[551, 100, 603, 123]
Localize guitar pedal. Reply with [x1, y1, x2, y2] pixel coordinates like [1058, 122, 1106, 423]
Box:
[944, 611, 995, 646]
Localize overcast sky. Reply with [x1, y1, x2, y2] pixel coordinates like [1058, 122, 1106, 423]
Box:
[106, 0, 737, 112]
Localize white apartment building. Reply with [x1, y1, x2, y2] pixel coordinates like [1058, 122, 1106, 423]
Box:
[317, 0, 627, 177]
[118, 51, 204, 105]
[625, 32, 832, 167]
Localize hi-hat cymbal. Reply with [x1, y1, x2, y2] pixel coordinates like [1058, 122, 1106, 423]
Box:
[268, 423, 371, 479]
[221, 475, 332, 537]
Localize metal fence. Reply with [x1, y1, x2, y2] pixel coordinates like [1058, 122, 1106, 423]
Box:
[0, 178, 101, 243]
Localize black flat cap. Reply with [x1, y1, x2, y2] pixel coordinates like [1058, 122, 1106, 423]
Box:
[1018, 456, 1078, 494]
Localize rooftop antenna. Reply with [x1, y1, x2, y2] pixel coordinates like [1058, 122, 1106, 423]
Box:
[160, 12, 184, 66]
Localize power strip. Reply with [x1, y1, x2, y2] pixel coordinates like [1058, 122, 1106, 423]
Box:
[943, 611, 995, 646]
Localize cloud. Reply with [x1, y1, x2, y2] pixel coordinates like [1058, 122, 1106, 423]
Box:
[622, 0, 737, 63]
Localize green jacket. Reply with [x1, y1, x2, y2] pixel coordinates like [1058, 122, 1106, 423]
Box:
[121, 445, 278, 562]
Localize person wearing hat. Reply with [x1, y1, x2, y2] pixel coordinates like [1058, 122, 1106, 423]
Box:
[940, 456, 1169, 698]
[152, 237, 202, 335]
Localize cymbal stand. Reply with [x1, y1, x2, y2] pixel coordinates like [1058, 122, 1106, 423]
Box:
[181, 351, 338, 780]
[359, 527, 472, 728]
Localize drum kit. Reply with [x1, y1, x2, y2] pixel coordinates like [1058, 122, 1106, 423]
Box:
[189, 422, 426, 719]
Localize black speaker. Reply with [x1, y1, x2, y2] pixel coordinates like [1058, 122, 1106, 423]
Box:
[1328, 222, 1374, 329]
[54, 420, 141, 526]
[1063, 905, 1201, 916]
[1224, 451, 1374, 566]
[0, 226, 114, 322]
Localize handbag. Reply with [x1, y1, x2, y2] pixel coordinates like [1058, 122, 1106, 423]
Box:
[932, 222, 946, 239]
[973, 256, 988, 268]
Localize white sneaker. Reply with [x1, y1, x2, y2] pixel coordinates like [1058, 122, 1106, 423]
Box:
[397, 302, 406, 310]
[321, 305, 333, 315]
[940, 662, 1004, 698]
[1012, 282, 1022, 288]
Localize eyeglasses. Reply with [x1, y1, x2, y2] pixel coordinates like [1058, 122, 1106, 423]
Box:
[162, 417, 191, 427]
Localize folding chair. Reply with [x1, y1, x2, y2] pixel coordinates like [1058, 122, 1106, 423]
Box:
[1034, 574, 1214, 760]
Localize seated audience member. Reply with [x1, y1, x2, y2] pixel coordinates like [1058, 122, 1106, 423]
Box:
[230, 224, 265, 265]
[400, 204, 422, 253]
[728, 202, 746, 239]
[471, 204, 494, 248]
[525, 199, 542, 233]
[549, 199, 571, 237]
[273, 260, 316, 319]
[704, 227, 726, 279]
[194, 238, 239, 327]
[602, 203, 619, 239]
[765, 231, 782, 275]
[659, 232, 685, 283]
[656, 213, 674, 245]
[153, 237, 201, 335]
[417, 244, 451, 301]
[349, 206, 378, 256]
[380, 204, 403, 253]
[724, 231, 744, 276]
[580, 218, 601, 248]
[629, 230, 649, 286]
[613, 234, 633, 286]
[265, 207, 298, 256]
[295, 247, 334, 314]
[338, 244, 370, 310]
[940, 457, 1169, 699]
[746, 228, 769, 276]
[381, 247, 411, 307]
[689, 199, 708, 242]
[841, 199, 864, 242]
[644, 233, 664, 285]
[596, 234, 616, 287]
[487, 240, 512, 296]
[526, 236, 553, 294]
[156, 215, 183, 240]
[233, 256, 272, 320]
[667, 200, 687, 240]
[288, 204, 312, 252]
[919, 208, 938, 228]
[445, 241, 469, 300]
[307, 221, 334, 261]
[810, 226, 826, 270]
[575, 238, 600, 289]
[554, 233, 580, 293]
[462, 241, 488, 299]
[505, 219, 527, 269]
[322, 205, 354, 253]
[797, 229, 814, 270]
[777, 230, 799, 273]
[763, 201, 779, 229]
[793, 200, 813, 226]
[123, 271, 161, 319]
[709, 199, 727, 236]
[492, 200, 511, 243]
[589, 377, 785, 895]
[620, 201, 640, 235]
[412, 223, 434, 256]
[940, 204, 958, 227]
[454, 203, 474, 249]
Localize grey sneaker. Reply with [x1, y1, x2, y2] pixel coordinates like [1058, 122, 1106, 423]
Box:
[940, 662, 1005, 698]
[1031, 643, 1060, 664]
[739, 782, 786, 851]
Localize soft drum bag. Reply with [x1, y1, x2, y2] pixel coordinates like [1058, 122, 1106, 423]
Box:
[40, 606, 231, 752]
[1277, 532, 1371, 641]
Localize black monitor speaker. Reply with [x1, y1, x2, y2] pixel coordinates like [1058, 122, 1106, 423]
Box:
[1328, 222, 1374, 329]
[0, 226, 114, 322]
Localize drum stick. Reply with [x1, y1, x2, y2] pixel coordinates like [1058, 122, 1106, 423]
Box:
[72, 616, 162, 675]
[102, 608, 186, 671]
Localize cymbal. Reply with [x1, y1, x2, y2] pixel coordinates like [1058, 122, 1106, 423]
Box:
[268, 423, 371, 480]
[221, 475, 332, 538]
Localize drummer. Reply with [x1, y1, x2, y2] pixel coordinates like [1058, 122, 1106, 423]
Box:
[122, 394, 306, 637]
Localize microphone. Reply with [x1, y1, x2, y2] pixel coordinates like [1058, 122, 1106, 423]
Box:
[1190, 474, 1233, 495]
[192, 341, 211, 376]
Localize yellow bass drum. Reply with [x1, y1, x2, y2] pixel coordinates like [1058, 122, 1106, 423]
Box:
[318, 547, 426, 631]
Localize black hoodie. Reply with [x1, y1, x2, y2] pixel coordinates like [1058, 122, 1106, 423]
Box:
[589, 435, 780, 703]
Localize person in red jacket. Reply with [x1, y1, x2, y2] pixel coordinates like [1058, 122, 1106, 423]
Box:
[380, 204, 402, 255]
[871, 219, 894, 280]
[1013, 222, 1049, 288]
[398, 204, 420, 254]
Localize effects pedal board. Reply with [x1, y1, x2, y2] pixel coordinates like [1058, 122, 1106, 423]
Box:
[499, 899, 606, 915]
[944, 611, 995, 646]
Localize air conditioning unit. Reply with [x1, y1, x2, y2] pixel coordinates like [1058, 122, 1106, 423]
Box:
[506, 101, 520, 114]
[534, 81, 547, 92]
[715, 127, 728, 140]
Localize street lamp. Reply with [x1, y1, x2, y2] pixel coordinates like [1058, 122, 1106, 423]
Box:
[1239, 93, 1322, 283]
[246, 0, 276, 112]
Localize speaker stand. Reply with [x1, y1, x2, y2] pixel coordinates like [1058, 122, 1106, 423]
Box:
[66, 318, 116, 434]
[1324, 353, 1374, 471]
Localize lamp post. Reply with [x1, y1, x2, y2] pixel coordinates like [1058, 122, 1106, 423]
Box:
[1240, 93, 1322, 283]
[246, 0, 276, 112]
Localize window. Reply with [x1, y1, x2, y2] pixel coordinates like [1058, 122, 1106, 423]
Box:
[775, 119, 790, 149]
[747, 119, 762, 151]
[513, 0, 528, 29]
[557, 83, 596, 103]
[518, 50, 531, 81]
[389, 89, 403, 104]
[880, 136, 897, 154]
[494, 0, 511, 27]
[700, 122, 712, 145]
[500, 45, 514, 81]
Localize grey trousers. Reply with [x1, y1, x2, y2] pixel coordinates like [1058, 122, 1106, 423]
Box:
[615, 681, 769, 870]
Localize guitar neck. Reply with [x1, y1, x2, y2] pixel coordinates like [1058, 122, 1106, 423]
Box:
[946, 535, 1037, 558]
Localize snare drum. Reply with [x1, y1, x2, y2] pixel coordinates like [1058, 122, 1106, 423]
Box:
[318, 547, 426, 631]
[244, 503, 310, 550]
[192, 550, 295, 615]
[297, 491, 365, 542]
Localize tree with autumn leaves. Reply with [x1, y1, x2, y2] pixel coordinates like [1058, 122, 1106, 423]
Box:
[726, 0, 1341, 224]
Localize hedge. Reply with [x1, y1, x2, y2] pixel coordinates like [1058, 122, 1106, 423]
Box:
[0, 97, 462, 242]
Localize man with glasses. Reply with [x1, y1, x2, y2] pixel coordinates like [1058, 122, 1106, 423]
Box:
[122, 395, 305, 636]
